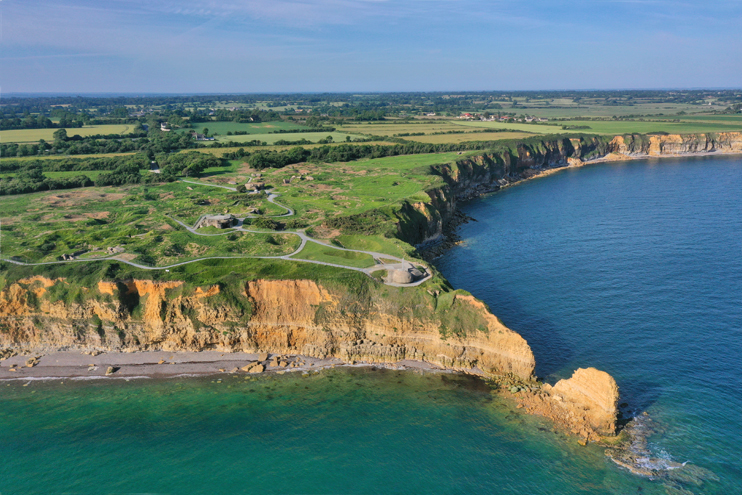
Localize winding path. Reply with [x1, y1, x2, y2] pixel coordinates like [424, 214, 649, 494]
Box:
[2, 179, 432, 287]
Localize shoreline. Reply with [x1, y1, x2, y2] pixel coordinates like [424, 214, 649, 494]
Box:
[420, 148, 742, 260]
[0, 349, 464, 381]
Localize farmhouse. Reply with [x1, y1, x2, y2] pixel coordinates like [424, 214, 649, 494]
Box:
[192, 131, 215, 141]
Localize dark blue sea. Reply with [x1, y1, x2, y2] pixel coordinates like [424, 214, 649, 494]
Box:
[436, 155, 742, 493]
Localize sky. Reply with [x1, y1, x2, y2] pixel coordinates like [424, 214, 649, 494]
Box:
[1, 0, 741, 93]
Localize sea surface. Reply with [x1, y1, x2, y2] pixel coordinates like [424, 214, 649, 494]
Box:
[1, 156, 740, 494]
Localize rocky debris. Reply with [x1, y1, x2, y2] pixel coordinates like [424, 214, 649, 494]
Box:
[106, 246, 125, 255]
[0, 348, 18, 361]
[241, 362, 264, 373]
[105, 366, 119, 375]
[604, 413, 719, 491]
[258, 352, 269, 361]
[25, 356, 40, 368]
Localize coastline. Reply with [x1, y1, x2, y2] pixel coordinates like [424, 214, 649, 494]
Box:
[0, 349, 460, 381]
[420, 148, 742, 260]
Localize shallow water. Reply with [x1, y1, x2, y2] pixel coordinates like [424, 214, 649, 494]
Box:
[1, 369, 659, 494]
[1, 156, 739, 494]
[436, 155, 742, 493]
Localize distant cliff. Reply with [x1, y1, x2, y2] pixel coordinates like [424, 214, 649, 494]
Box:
[398, 132, 742, 246]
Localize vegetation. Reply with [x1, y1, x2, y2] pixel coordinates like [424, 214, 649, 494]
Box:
[1, 91, 741, 285]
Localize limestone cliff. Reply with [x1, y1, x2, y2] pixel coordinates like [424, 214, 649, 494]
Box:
[0, 276, 535, 380]
[399, 132, 742, 247]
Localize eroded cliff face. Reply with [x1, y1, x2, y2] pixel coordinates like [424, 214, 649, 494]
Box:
[608, 132, 742, 156]
[401, 132, 742, 247]
[0, 276, 535, 380]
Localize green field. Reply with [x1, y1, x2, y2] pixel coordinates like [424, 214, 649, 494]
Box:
[0, 125, 138, 143]
[455, 119, 742, 135]
[185, 121, 303, 136]
[0, 170, 106, 180]
[293, 240, 376, 268]
[217, 131, 363, 145]
[348, 152, 476, 171]
[0, 181, 301, 264]
[453, 121, 566, 134]
[400, 131, 534, 144]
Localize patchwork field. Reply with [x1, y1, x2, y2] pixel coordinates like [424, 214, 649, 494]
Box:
[185, 121, 303, 136]
[399, 131, 533, 144]
[455, 119, 742, 135]
[0, 125, 138, 143]
[217, 131, 364, 145]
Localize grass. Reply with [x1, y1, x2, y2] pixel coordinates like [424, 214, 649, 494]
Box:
[216, 131, 363, 145]
[0, 170, 106, 180]
[0, 125, 137, 143]
[453, 121, 566, 134]
[400, 131, 533, 144]
[184, 121, 303, 136]
[339, 121, 481, 137]
[183, 141, 398, 157]
[0, 152, 137, 162]
[292, 240, 376, 268]
[347, 152, 476, 171]
[0, 182, 300, 265]
[333, 235, 415, 259]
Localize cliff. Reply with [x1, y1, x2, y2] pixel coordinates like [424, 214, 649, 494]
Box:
[0, 271, 624, 439]
[0, 276, 535, 379]
[401, 132, 742, 247]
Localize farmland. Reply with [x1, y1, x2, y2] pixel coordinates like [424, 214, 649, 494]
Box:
[185, 121, 303, 136]
[0, 124, 138, 143]
[456, 119, 742, 135]
[216, 131, 365, 145]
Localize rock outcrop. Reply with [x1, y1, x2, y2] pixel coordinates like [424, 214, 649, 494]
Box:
[511, 368, 619, 441]
[546, 368, 620, 436]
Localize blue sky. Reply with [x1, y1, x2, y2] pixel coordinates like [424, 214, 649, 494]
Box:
[1, 0, 741, 93]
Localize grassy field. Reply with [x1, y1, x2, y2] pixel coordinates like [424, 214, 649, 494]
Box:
[185, 121, 303, 136]
[292, 240, 376, 268]
[0, 170, 107, 180]
[217, 131, 364, 145]
[0, 125, 138, 143]
[348, 152, 476, 171]
[453, 121, 566, 134]
[455, 119, 742, 135]
[400, 131, 534, 144]
[339, 121, 475, 136]
[184, 141, 398, 157]
[0, 181, 301, 265]
[0, 152, 138, 162]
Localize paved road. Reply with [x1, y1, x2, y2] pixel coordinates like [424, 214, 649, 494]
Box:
[2, 180, 432, 287]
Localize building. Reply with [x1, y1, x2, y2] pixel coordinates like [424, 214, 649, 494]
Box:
[195, 214, 237, 229]
[192, 132, 215, 141]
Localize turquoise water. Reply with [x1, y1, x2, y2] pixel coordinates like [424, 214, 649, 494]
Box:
[2, 370, 653, 494]
[436, 155, 742, 493]
[1, 156, 740, 494]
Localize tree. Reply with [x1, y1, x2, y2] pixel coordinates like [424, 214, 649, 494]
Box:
[53, 128, 68, 143]
[202, 127, 209, 137]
